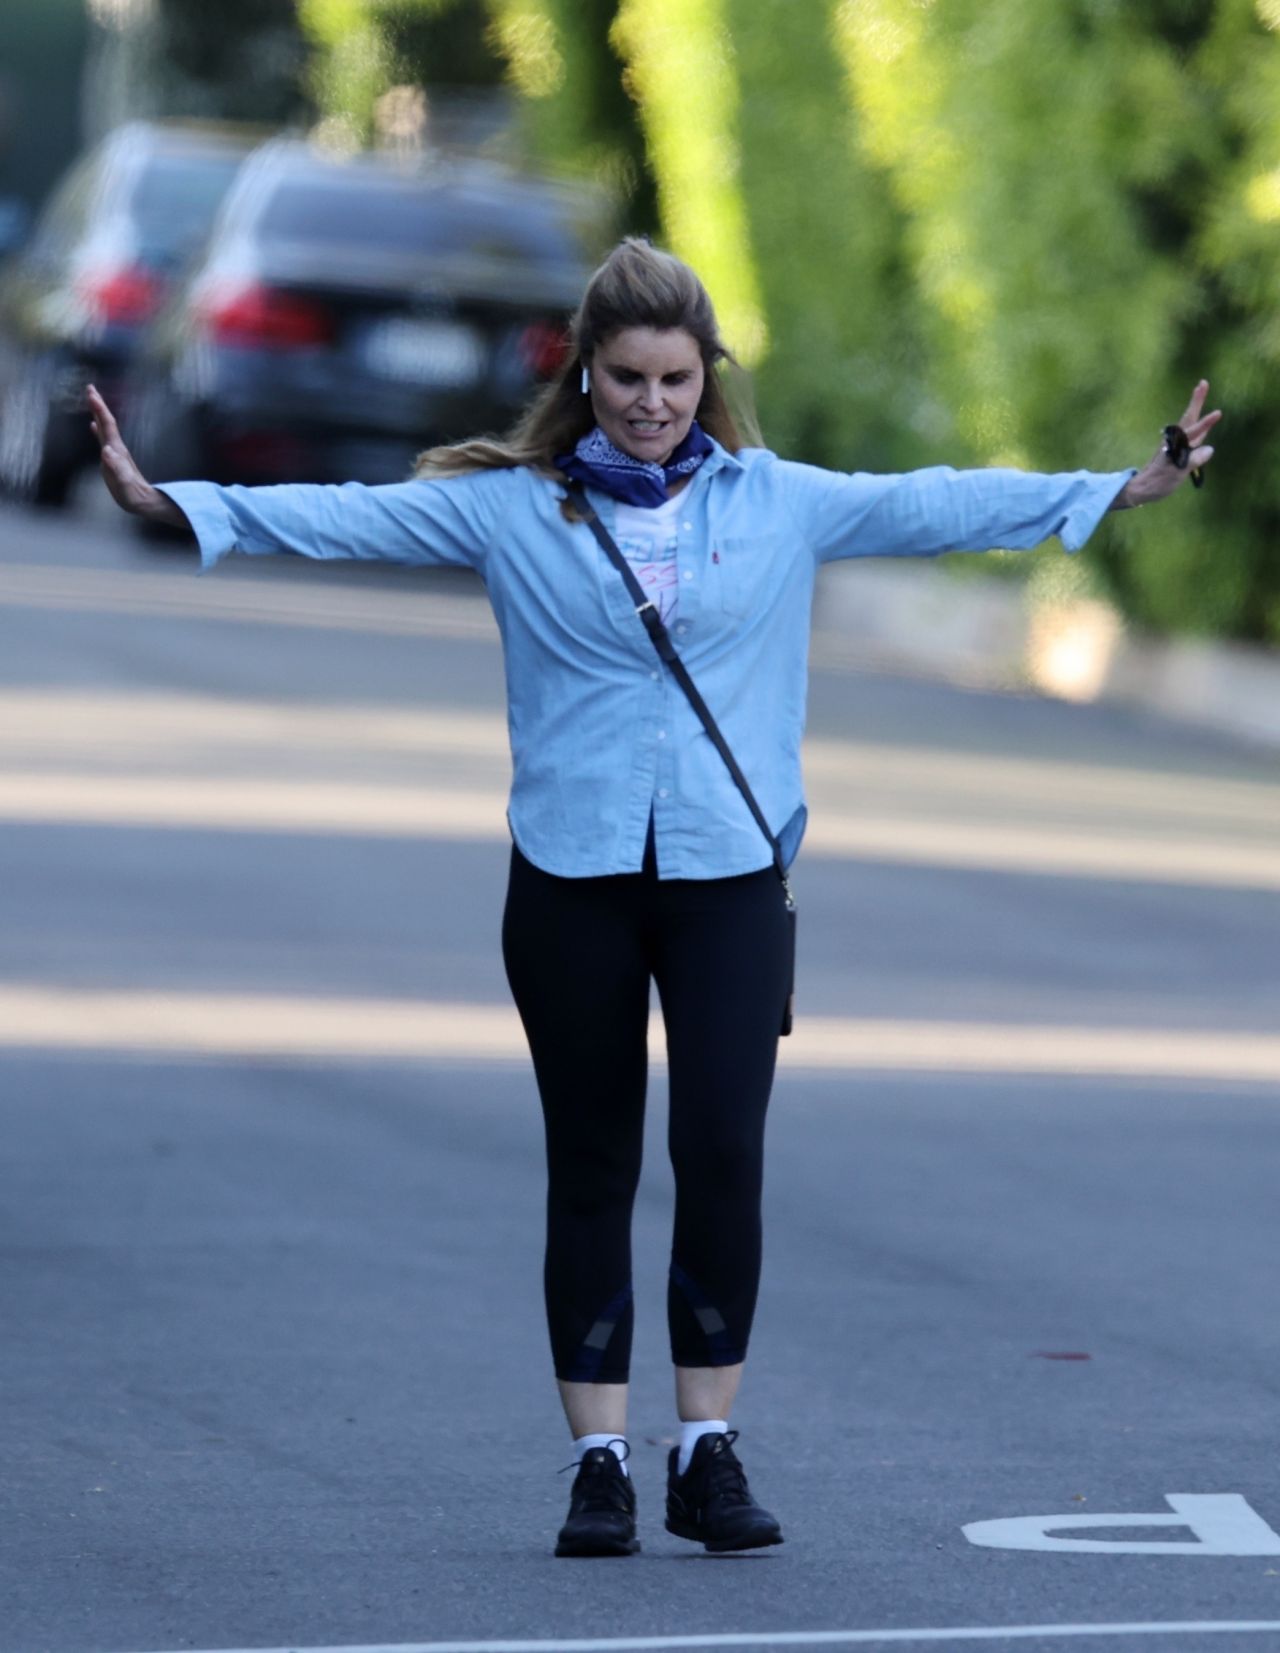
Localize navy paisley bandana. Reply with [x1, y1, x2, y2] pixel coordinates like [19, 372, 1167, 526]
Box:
[556, 422, 714, 507]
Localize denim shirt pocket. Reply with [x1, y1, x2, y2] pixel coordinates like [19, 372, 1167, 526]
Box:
[708, 534, 789, 621]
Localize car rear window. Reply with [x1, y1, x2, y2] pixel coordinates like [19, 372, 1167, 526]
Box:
[255, 176, 579, 269]
[128, 152, 245, 260]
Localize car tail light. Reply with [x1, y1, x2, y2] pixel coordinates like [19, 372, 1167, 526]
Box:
[200, 282, 335, 349]
[517, 318, 570, 380]
[77, 265, 164, 327]
[217, 429, 309, 475]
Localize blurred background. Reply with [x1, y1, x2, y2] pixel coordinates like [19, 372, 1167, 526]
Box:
[0, 0, 1278, 643]
[3, 11, 1280, 1648]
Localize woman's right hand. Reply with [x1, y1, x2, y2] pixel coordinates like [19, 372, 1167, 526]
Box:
[87, 385, 187, 528]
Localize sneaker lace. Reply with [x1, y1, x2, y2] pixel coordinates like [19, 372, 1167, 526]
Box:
[558, 1438, 632, 1513]
[704, 1429, 753, 1507]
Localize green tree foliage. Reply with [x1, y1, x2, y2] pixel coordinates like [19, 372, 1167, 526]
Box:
[728, 0, 933, 471]
[296, 0, 398, 142]
[833, 0, 1280, 643]
[384, 0, 506, 88]
[487, 0, 656, 236]
[292, 1, 639, 231]
[298, 0, 511, 144]
[148, 0, 310, 124]
[1194, 0, 1280, 641]
[610, 0, 766, 361]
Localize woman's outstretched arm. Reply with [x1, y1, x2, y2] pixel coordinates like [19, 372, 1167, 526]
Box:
[87, 385, 505, 573]
[781, 379, 1223, 564]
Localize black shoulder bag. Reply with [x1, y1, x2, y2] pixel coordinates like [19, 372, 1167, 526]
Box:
[566, 481, 796, 1036]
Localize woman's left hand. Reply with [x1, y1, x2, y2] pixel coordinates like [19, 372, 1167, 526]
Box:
[1114, 380, 1222, 509]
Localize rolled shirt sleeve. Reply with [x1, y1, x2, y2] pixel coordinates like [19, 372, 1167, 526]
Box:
[157, 469, 517, 574]
[777, 459, 1137, 563]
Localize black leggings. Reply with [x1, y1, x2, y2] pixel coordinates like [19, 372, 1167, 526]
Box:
[501, 837, 792, 1383]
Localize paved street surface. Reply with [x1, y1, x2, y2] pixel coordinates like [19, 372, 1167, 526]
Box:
[2, 488, 1279, 1653]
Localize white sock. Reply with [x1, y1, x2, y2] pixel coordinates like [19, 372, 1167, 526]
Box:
[677, 1418, 729, 1476]
[573, 1432, 629, 1477]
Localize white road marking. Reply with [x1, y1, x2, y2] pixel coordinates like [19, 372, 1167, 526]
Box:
[2, 987, 1280, 1080]
[964, 1493, 1280, 1555]
[129, 1619, 1280, 1652]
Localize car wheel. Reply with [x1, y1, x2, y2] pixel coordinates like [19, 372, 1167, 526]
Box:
[0, 355, 73, 506]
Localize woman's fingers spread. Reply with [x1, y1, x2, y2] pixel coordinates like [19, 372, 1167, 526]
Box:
[1177, 378, 1209, 427]
[1189, 408, 1223, 441]
[87, 385, 121, 443]
[86, 387, 141, 483]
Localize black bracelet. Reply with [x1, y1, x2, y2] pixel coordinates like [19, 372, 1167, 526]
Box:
[1162, 424, 1205, 489]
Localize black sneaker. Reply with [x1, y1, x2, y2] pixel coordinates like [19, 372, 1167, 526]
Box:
[665, 1429, 784, 1552]
[554, 1444, 640, 1557]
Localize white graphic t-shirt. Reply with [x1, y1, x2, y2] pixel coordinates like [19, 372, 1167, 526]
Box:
[613, 493, 685, 626]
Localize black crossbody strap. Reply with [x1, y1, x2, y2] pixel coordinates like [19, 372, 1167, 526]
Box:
[567, 483, 792, 901]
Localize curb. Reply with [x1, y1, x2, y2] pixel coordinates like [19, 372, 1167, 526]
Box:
[814, 561, 1280, 754]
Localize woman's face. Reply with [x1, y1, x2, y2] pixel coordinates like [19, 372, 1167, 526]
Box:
[588, 326, 705, 465]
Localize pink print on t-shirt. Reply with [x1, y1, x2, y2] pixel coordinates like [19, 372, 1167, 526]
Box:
[615, 505, 682, 626]
[631, 557, 679, 624]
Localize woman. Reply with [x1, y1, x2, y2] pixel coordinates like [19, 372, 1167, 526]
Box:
[88, 238, 1220, 1559]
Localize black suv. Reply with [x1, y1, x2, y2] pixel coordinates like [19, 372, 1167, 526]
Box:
[0, 121, 256, 504]
[122, 138, 596, 489]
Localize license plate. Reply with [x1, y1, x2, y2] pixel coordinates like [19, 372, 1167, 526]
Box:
[360, 317, 485, 388]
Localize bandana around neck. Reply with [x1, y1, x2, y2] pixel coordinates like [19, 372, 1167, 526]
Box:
[555, 422, 714, 507]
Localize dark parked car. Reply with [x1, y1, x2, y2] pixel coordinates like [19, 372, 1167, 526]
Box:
[0, 121, 256, 505]
[122, 139, 595, 490]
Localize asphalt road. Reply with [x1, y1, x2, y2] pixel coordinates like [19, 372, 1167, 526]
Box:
[2, 487, 1280, 1653]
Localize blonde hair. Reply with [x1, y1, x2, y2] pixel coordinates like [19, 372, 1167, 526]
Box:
[412, 237, 757, 485]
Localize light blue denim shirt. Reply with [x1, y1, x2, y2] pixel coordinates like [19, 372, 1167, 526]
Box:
[161, 443, 1134, 879]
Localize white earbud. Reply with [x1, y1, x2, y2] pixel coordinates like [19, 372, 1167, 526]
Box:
[581, 364, 590, 395]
